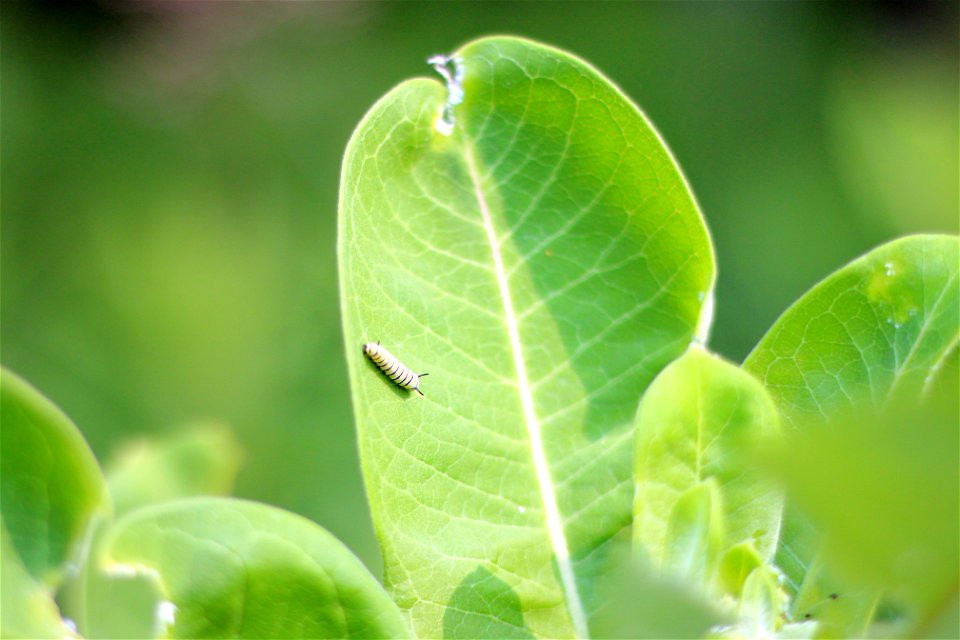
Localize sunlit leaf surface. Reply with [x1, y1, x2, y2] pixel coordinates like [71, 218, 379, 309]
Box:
[338, 36, 714, 638]
[99, 498, 409, 639]
[634, 348, 782, 574]
[745, 235, 958, 430]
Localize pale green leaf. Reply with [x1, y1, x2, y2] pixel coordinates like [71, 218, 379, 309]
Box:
[633, 348, 782, 572]
[767, 385, 958, 639]
[662, 479, 724, 585]
[0, 368, 110, 586]
[98, 497, 409, 639]
[73, 562, 162, 640]
[106, 423, 244, 515]
[788, 557, 878, 640]
[718, 543, 763, 599]
[737, 566, 786, 639]
[773, 622, 819, 640]
[743, 235, 959, 609]
[1, 520, 76, 639]
[338, 36, 714, 638]
[591, 545, 729, 640]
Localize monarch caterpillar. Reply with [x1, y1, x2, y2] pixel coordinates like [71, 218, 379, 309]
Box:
[363, 341, 428, 396]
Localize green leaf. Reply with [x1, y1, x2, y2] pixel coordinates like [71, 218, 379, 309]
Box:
[1, 520, 77, 639]
[633, 348, 782, 572]
[773, 622, 820, 640]
[59, 426, 245, 638]
[767, 386, 958, 639]
[591, 544, 729, 640]
[718, 542, 763, 598]
[737, 565, 787, 639]
[661, 479, 725, 585]
[98, 497, 409, 639]
[0, 368, 109, 586]
[788, 556, 878, 640]
[744, 235, 959, 428]
[106, 423, 244, 515]
[72, 561, 162, 640]
[338, 36, 714, 637]
[59, 425, 245, 637]
[743, 235, 959, 603]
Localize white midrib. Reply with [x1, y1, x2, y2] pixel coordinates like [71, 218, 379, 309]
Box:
[465, 149, 589, 639]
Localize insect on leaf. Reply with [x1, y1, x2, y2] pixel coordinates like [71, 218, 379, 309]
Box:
[339, 36, 715, 638]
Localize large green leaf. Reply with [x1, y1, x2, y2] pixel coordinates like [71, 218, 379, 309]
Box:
[743, 235, 959, 621]
[0, 367, 110, 586]
[98, 497, 409, 639]
[744, 235, 958, 429]
[338, 36, 714, 637]
[633, 348, 782, 574]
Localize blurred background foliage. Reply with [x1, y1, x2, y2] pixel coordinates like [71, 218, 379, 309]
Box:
[2, 1, 957, 572]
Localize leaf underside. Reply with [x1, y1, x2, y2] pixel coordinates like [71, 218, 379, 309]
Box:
[339, 36, 714, 638]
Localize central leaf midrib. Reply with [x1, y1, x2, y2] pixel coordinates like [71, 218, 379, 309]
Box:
[464, 146, 589, 640]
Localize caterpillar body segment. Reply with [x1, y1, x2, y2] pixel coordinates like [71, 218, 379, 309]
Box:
[362, 341, 428, 396]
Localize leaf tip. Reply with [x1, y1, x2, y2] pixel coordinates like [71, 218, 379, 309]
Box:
[427, 53, 464, 135]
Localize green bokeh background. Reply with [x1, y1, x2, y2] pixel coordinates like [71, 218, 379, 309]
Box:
[3, 1, 957, 572]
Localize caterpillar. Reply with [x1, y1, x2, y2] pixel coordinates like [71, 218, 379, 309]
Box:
[363, 341, 428, 396]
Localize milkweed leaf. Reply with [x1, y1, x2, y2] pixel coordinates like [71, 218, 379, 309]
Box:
[338, 36, 714, 637]
[0, 368, 109, 587]
[744, 235, 959, 633]
[99, 498, 410, 639]
[633, 348, 782, 576]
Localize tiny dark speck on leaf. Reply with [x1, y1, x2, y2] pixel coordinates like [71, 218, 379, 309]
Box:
[829, 593, 839, 600]
[804, 613, 812, 619]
